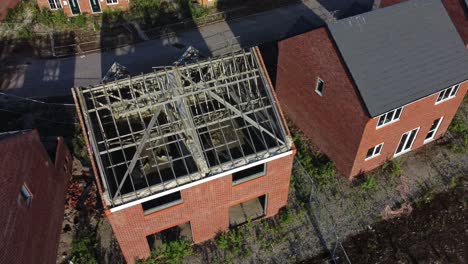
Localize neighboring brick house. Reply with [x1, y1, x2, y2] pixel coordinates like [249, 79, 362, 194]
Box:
[37, 0, 130, 16]
[275, 0, 468, 178]
[73, 47, 295, 263]
[37, 0, 213, 16]
[0, 130, 72, 264]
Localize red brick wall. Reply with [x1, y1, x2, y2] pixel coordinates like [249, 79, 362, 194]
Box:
[37, 0, 130, 16]
[351, 81, 468, 176]
[0, 0, 21, 21]
[275, 27, 369, 176]
[106, 153, 294, 263]
[0, 131, 72, 264]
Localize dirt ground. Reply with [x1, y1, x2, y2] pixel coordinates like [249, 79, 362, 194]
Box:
[309, 177, 466, 263]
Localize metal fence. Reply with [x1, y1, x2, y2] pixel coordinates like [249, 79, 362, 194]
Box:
[292, 158, 351, 264]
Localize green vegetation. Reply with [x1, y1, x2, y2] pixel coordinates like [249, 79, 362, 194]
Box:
[448, 98, 468, 153]
[293, 134, 337, 188]
[278, 206, 295, 226]
[215, 230, 247, 257]
[382, 158, 403, 179]
[189, 2, 213, 19]
[139, 239, 193, 264]
[361, 175, 377, 192]
[4, 0, 214, 39]
[448, 176, 458, 189]
[69, 231, 98, 264]
[71, 124, 90, 165]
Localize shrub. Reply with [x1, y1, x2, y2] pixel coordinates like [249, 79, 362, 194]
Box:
[73, 14, 88, 28]
[69, 234, 98, 264]
[37, 8, 69, 28]
[130, 0, 162, 25]
[140, 239, 193, 264]
[448, 108, 468, 153]
[215, 230, 247, 257]
[215, 233, 229, 250]
[293, 134, 337, 188]
[382, 159, 403, 179]
[188, 1, 212, 19]
[361, 175, 377, 192]
[278, 206, 294, 226]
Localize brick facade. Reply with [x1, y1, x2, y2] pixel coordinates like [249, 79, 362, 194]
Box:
[275, 27, 468, 178]
[276, 28, 369, 176]
[37, 0, 130, 16]
[0, 130, 72, 264]
[0, 0, 21, 20]
[106, 153, 295, 263]
[351, 82, 468, 176]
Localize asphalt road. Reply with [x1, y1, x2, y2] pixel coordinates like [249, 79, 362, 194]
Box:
[0, 0, 369, 98]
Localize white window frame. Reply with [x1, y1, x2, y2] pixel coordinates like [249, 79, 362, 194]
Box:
[435, 84, 460, 104]
[394, 127, 420, 157]
[424, 117, 444, 144]
[106, 0, 119, 5]
[365, 143, 384, 160]
[376, 106, 403, 129]
[48, 0, 62, 10]
[315, 78, 324, 96]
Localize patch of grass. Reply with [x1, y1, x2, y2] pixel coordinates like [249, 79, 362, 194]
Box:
[448, 177, 458, 189]
[293, 134, 337, 188]
[448, 108, 468, 153]
[278, 206, 294, 226]
[361, 175, 377, 192]
[382, 158, 403, 179]
[69, 231, 98, 264]
[189, 1, 212, 19]
[139, 239, 193, 264]
[215, 229, 250, 257]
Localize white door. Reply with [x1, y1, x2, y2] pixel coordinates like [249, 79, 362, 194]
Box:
[394, 127, 419, 157]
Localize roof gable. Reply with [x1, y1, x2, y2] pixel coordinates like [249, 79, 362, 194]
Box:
[328, 0, 468, 117]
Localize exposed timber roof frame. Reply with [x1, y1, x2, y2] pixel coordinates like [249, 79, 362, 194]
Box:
[74, 48, 291, 207]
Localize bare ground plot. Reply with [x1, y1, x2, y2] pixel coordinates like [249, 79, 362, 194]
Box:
[313, 178, 467, 263]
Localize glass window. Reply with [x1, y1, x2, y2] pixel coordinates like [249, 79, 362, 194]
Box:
[436, 84, 459, 104]
[365, 143, 383, 160]
[315, 78, 324, 96]
[142, 191, 182, 215]
[232, 163, 266, 184]
[376, 107, 403, 128]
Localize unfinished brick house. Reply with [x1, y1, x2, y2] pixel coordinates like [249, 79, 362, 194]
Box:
[73, 48, 295, 262]
[0, 130, 72, 264]
[276, 0, 468, 178]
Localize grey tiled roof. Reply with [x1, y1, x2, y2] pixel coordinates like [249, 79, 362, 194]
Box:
[328, 0, 468, 117]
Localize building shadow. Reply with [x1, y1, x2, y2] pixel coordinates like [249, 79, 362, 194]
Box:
[215, 0, 324, 53]
[99, 1, 212, 81]
[317, 0, 375, 19]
